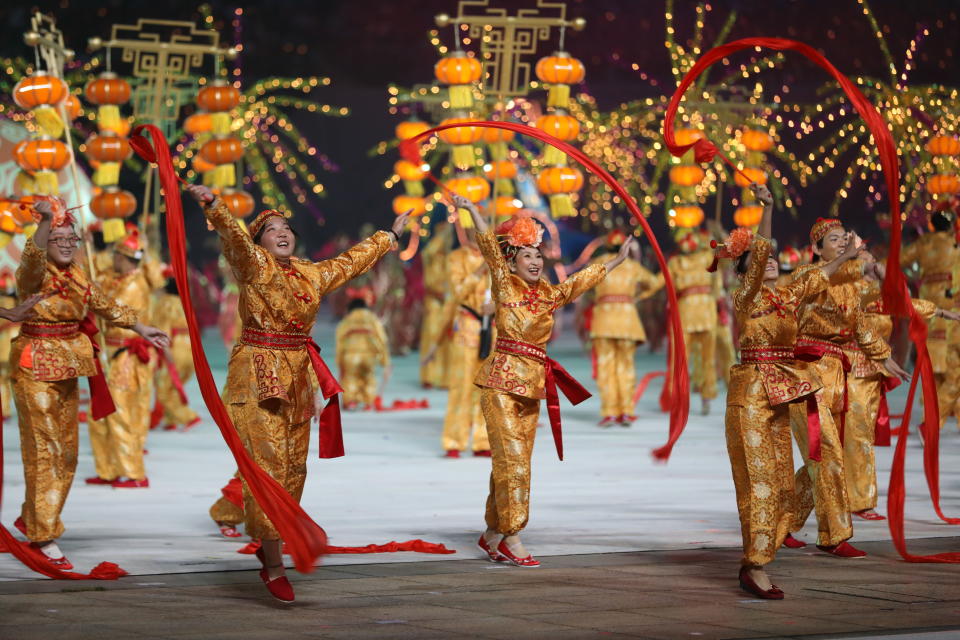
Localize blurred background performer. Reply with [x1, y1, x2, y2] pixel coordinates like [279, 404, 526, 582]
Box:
[335, 287, 390, 411]
[151, 269, 201, 431]
[418, 222, 451, 390]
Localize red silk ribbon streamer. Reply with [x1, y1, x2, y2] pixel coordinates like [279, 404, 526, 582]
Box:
[401, 120, 689, 460]
[804, 396, 822, 463]
[130, 124, 327, 573]
[306, 338, 345, 459]
[664, 37, 949, 561]
[119, 337, 189, 406]
[80, 314, 117, 421]
[874, 375, 901, 447]
[632, 370, 666, 409]
[221, 476, 244, 510]
[325, 540, 456, 555]
[544, 356, 592, 461]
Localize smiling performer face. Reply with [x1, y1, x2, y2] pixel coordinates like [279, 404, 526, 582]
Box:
[508, 246, 544, 285]
[250, 211, 297, 261]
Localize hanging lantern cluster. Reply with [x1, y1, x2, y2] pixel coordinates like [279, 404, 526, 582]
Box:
[668, 128, 705, 229]
[733, 127, 772, 229]
[926, 135, 960, 198]
[84, 71, 135, 241]
[533, 51, 586, 218]
[196, 80, 244, 201]
[392, 120, 432, 221]
[434, 51, 482, 109]
[12, 72, 73, 197]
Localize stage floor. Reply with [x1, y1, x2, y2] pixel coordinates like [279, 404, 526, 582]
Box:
[3, 323, 959, 581]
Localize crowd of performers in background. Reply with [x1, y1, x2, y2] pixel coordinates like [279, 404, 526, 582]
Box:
[2, 180, 959, 601]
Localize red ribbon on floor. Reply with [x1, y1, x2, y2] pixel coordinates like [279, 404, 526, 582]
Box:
[325, 540, 456, 555]
[401, 121, 689, 461]
[544, 356, 592, 461]
[306, 338, 345, 459]
[874, 376, 901, 447]
[130, 124, 327, 573]
[663, 37, 951, 562]
[632, 370, 666, 409]
[80, 314, 117, 421]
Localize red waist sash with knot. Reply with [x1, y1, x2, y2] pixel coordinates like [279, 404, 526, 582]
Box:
[494, 337, 591, 461]
[793, 335, 853, 461]
[741, 345, 823, 462]
[107, 335, 188, 405]
[21, 316, 116, 420]
[241, 327, 345, 458]
[842, 340, 901, 447]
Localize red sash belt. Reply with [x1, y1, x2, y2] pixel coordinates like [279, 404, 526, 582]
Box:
[22, 317, 117, 420]
[740, 346, 793, 364]
[793, 336, 853, 462]
[678, 285, 711, 299]
[241, 327, 345, 458]
[597, 295, 634, 304]
[921, 272, 952, 285]
[494, 337, 591, 461]
[108, 335, 189, 405]
[929, 329, 947, 341]
[171, 327, 189, 337]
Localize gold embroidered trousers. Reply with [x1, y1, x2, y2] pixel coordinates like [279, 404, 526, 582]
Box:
[687, 329, 718, 400]
[340, 352, 378, 407]
[594, 337, 637, 417]
[844, 375, 882, 512]
[441, 315, 489, 452]
[157, 334, 198, 427]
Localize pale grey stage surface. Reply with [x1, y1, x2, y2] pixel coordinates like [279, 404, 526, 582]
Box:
[2, 319, 959, 581]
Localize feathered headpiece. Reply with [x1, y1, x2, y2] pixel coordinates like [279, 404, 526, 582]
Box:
[26, 195, 75, 229]
[495, 216, 544, 259]
[249, 209, 292, 239]
[707, 227, 753, 272]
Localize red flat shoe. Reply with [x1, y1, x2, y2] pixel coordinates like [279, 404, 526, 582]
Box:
[259, 568, 295, 603]
[496, 540, 539, 568]
[112, 477, 150, 488]
[477, 535, 505, 563]
[14, 517, 26, 536]
[237, 541, 261, 555]
[473, 450, 492, 458]
[619, 414, 637, 426]
[782, 534, 807, 549]
[598, 416, 617, 428]
[219, 525, 243, 538]
[182, 416, 202, 432]
[28, 543, 74, 571]
[444, 450, 461, 459]
[738, 566, 784, 600]
[816, 541, 867, 558]
[853, 510, 886, 521]
[85, 476, 116, 485]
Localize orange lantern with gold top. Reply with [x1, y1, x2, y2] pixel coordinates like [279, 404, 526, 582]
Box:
[537, 166, 583, 217]
[14, 138, 71, 195]
[86, 132, 132, 187]
[434, 52, 482, 109]
[90, 187, 138, 241]
[84, 72, 131, 132]
[196, 80, 243, 189]
[438, 117, 482, 169]
[200, 137, 244, 166]
[926, 136, 960, 157]
[393, 195, 427, 217]
[733, 167, 768, 188]
[733, 205, 764, 228]
[927, 174, 960, 195]
[669, 165, 705, 187]
[221, 189, 255, 218]
[535, 112, 580, 165]
[394, 159, 428, 196]
[741, 128, 773, 153]
[64, 94, 82, 121]
[14, 72, 69, 138]
[184, 112, 213, 136]
[535, 52, 585, 108]
[672, 205, 705, 229]
[445, 174, 490, 203]
[493, 196, 522, 217]
[395, 120, 430, 141]
[192, 155, 217, 174]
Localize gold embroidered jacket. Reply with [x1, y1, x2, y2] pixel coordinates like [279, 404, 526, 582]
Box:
[473, 230, 606, 399]
[335, 308, 390, 367]
[96, 266, 152, 344]
[588, 256, 661, 342]
[13, 238, 137, 382]
[659, 249, 721, 333]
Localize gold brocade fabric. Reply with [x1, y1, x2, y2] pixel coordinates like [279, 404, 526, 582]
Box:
[688, 330, 718, 401]
[941, 344, 960, 428]
[206, 199, 393, 539]
[12, 238, 136, 382]
[152, 293, 198, 426]
[716, 323, 736, 387]
[844, 374, 882, 512]
[88, 266, 155, 480]
[209, 471, 244, 526]
[14, 377, 79, 541]
[588, 256, 659, 342]
[442, 311, 490, 452]
[335, 308, 389, 407]
[473, 230, 606, 399]
[665, 249, 719, 333]
[901, 232, 959, 372]
[0, 293, 18, 418]
[595, 337, 637, 417]
[482, 388, 539, 536]
[419, 231, 450, 387]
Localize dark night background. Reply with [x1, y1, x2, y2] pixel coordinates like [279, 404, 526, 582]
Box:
[2, 0, 958, 254]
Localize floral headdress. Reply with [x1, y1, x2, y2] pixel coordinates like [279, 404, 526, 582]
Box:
[495, 216, 544, 259]
[27, 195, 75, 229]
[707, 227, 753, 272]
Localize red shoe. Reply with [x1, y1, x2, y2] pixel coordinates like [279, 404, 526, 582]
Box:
[29, 544, 74, 571]
[182, 416, 202, 432]
[619, 414, 637, 426]
[149, 402, 164, 430]
[238, 541, 262, 555]
[738, 566, 784, 600]
[598, 416, 617, 427]
[112, 477, 150, 488]
[853, 510, 886, 521]
[444, 450, 461, 459]
[259, 568, 295, 603]
[85, 476, 116, 485]
[219, 524, 243, 538]
[477, 535, 505, 563]
[78, 411, 88, 423]
[496, 540, 540, 568]
[816, 541, 867, 558]
[162, 424, 177, 431]
[473, 450, 492, 458]
[14, 517, 26, 536]
[782, 534, 807, 549]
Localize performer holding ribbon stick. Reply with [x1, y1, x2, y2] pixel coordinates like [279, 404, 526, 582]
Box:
[452, 194, 632, 568]
[719, 183, 859, 599]
[12, 199, 168, 570]
[184, 183, 409, 602]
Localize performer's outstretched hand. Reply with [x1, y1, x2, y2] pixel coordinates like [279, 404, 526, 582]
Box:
[185, 183, 215, 205]
[938, 309, 960, 322]
[884, 356, 911, 383]
[134, 322, 171, 349]
[0, 293, 46, 323]
[604, 236, 636, 271]
[450, 194, 487, 233]
[390, 209, 412, 244]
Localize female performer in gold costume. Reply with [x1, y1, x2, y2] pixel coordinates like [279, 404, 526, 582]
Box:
[185, 183, 409, 602]
[453, 194, 633, 568]
[13, 199, 167, 569]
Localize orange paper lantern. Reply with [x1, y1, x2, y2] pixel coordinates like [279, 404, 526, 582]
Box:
[434, 53, 482, 85]
[84, 72, 131, 105]
[13, 138, 71, 172]
[493, 196, 522, 216]
[184, 112, 213, 135]
[437, 118, 483, 146]
[534, 113, 581, 141]
[395, 120, 430, 141]
[672, 205, 705, 228]
[200, 137, 244, 165]
[90, 188, 137, 219]
[394, 160, 428, 181]
[445, 175, 491, 203]
[86, 133, 131, 163]
[196, 81, 241, 113]
[926, 136, 960, 157]
[13, 73, 68, 109]
[741, 128, 773, 152]
[669, 165, 705, 187]
[482, 127, 515, 144]
[192, 155, 216, 173]
[733, 205, 764, 227]
[927, 174, 960, 195]
[221, 189, 255, 218]
[392, 195, 427, 216]
[64, 94, 82, 120]
[484, 160, 517, 180]
[537, 166, 584, 195]
[674, 128, 703, 147]
[733, 167, 768, 188]
[535, 53, 586, 84]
